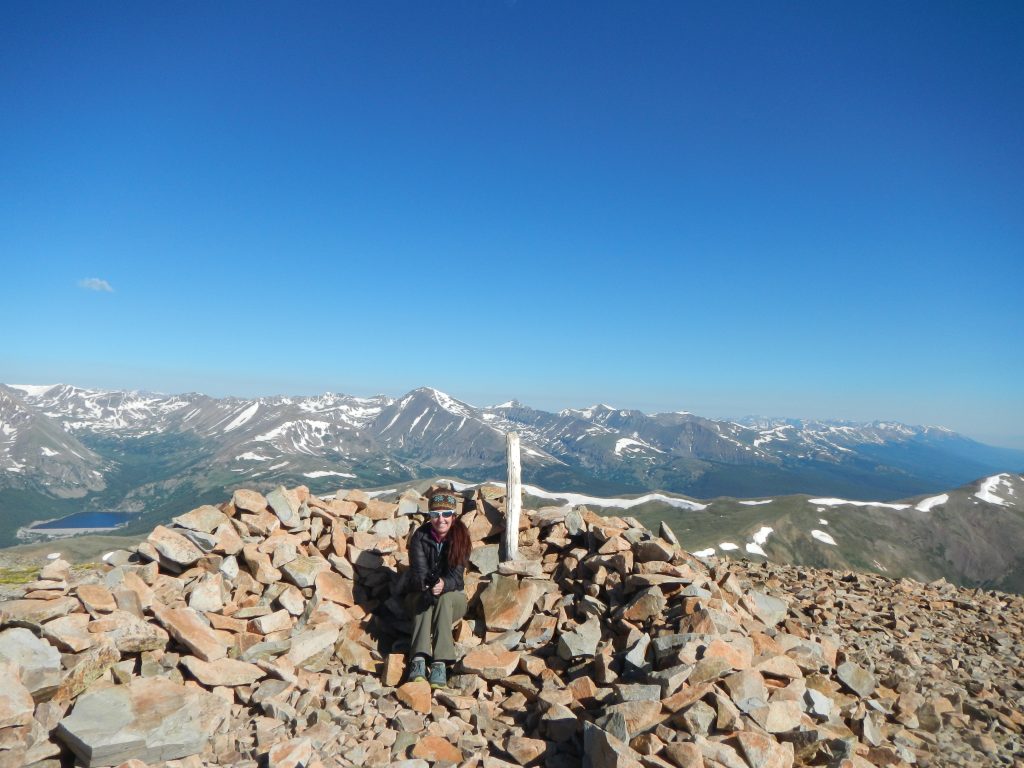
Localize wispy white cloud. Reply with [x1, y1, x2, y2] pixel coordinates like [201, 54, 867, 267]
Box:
[78, 278, 114, 293]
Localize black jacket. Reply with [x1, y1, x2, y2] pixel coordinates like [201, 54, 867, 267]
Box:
[409, 523, 465, 595]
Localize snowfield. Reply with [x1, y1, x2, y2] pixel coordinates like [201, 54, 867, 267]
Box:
[811, 529, 837, 545]
[975, 474, 1013, 506]
[809, 497, 910, 511]
[915, 494, 948, 512]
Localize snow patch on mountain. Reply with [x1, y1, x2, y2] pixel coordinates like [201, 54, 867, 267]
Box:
[754, 425, 793, 447]
[524, 485, 706, 512]
[252, 420, 332, 455]
[563, 404, 617, 420]
[236, 452, 271, 461]
[975, 474, 1012, 506]
[223, 402, 259, 432]
[379, 409, 404, 434]
[812, 530, 837, 545]
[915, 494, 948, 512]
[428, 388, 473, 417]
[809, 497, 911, 511]
[752, 526, 773, 546]
[614, 438, 664, 456]
[739, 500, 772, 506]
[745, 525, 773, 556]
[409, 409, 430, 432]
[9, 384, 59, 398]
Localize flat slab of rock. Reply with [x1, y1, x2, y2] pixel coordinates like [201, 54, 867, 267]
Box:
[0, 660, 35, 729]
[497, 559, 543, 577]
[723, 669, 768, 714]
[315, 570, 355, 606]
[744, 591, 789, 628]
[837, 661, 877, 698]
[469, 544, 500, 575]
[172, 505, 228, 533]
[280, 556, 329, 589]
[0, 627, 61, 698]
[267, 737, 313, 768]
[188, 573, 226, 613]
[41, 613, 94, 653]
[89, 610, 169, 654]
[750, 699, 804, 733]
[461, 645, 520, 679]
[286, 624, 340, 667]
[479, 576, 540, 632]
[266, 486, 301, 527]
[583, 722, 643, 768]
[55, 677, 230, 767]
[622, 587, 667, 622]
[396, 680, 432, 714]
[40, 558, 72, 581]
[77, 584, 117, 614]
[148, 525, 204, 567]
[150, 604, 227, 661]
[557, 616, 601, 660]
[635, 539, 675, 562]
[250, 609, 292, 635]
[181, 656, 265, 687]
[0, 597, 80, 627]
[232, 488, 268, 513]
[411, 735, 462, 763]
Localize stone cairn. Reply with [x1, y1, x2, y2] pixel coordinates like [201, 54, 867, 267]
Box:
[0, 484, 1021, 768]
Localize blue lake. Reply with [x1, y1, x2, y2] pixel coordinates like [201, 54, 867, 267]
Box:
[33, 512, 134, 530]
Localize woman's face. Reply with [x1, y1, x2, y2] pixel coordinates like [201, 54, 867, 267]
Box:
[430, 510, 454, 538]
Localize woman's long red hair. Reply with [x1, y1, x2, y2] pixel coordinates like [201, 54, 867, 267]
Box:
[446, 518, 471, 567]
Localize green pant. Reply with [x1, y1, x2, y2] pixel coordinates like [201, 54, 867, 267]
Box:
[407, 590, 467, 663]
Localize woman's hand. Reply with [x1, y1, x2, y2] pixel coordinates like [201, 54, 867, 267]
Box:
[431, 578, 444, 596]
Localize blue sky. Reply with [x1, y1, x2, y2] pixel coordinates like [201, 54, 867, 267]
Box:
[2, 2, 1022, 447]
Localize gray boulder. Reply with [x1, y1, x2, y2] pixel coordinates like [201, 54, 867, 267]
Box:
[0, 627, 61, 699]
[557, 616, 601, 660]
[56, 677, 230, 767]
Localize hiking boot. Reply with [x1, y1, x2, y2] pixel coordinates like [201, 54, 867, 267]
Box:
[428, 661, 447, 689]
[407, 656, 427, 682]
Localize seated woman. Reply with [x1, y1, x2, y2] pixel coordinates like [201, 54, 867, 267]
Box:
[406, 490, 471, 688]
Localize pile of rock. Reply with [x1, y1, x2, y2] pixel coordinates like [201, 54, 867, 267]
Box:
[0, 483, 1019, 768]
[718, 560, 1024, 767]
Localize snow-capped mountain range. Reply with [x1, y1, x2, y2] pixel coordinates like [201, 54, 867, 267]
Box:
[1, 383, 1022, 543]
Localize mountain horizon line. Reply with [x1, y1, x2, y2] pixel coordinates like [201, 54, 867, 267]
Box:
[4, 382, 966, 439]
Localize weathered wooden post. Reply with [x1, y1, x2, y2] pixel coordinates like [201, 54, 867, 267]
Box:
[503, 431, 521, 561]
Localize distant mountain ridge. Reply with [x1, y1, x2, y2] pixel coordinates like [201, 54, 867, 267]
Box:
[1, 382, 1022, 548]
[518, 471, 1024, 593]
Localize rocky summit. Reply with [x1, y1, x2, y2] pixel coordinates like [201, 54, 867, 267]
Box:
[0, 484, 1021, 768]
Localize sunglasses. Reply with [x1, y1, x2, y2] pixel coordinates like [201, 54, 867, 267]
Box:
[429, 510, 454, 519]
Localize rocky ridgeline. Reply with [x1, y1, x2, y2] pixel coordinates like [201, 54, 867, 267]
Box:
[0, 485, 1021, 768]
